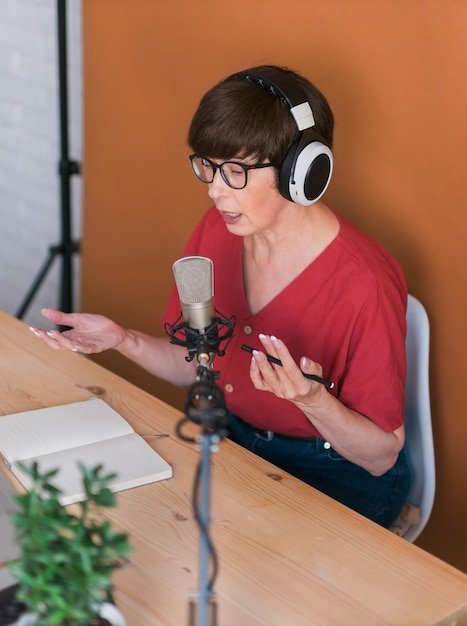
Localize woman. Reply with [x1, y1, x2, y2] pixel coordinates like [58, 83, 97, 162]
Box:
[30, 65, 410, 527]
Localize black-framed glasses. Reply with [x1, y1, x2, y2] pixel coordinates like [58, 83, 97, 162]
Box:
[189, 154, 275, 190]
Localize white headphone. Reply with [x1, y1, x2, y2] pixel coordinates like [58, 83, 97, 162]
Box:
[228, 67, 333, 205]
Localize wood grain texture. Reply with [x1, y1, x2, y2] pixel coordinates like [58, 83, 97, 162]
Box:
[1, 311, 466, 626]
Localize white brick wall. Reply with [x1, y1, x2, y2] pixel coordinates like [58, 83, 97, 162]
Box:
[0, 0, 82, 329]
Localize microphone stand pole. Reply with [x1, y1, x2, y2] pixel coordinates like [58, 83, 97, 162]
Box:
[183, 357, 228, 626]
[195, 404, 217, 626]
[167, 311, 235, 625]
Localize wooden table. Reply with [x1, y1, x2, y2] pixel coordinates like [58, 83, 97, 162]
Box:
[1, 310, 466, 626]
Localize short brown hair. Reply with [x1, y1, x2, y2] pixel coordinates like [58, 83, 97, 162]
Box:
[188, 65, 334, 166]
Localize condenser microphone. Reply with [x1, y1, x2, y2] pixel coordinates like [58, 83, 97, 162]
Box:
[173, 256, 215, 338]
[165, 256, 235, 366]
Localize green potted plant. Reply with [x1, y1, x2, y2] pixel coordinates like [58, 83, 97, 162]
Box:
[8, 462, 132, 626]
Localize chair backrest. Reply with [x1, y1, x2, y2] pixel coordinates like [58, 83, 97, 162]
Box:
[402, 294, 435, 542]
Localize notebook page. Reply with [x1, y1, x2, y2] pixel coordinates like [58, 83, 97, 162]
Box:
[11, 433, 173, 505]
[0, 398, 134, 465]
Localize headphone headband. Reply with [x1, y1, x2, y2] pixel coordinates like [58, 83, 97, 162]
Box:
[229, 69, 305, 109]
[229, 69, 317, 132]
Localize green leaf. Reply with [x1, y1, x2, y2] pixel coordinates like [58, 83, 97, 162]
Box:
[7, 461, 133, 625]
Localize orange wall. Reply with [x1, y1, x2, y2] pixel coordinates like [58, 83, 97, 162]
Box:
[81, 1, 467, 571]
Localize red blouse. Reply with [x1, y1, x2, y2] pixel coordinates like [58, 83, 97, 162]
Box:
[162, 206, 407, 439]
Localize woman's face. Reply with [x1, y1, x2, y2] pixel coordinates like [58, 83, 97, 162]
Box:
[206, 157, 290, 237]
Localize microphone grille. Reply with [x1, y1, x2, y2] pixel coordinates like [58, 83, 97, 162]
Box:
[173, 256, 213, 304]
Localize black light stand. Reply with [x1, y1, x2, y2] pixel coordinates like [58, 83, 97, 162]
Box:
[16, 0, 81, 320]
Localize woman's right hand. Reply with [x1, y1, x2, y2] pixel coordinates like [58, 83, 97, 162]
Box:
[29, 308, 128, 355]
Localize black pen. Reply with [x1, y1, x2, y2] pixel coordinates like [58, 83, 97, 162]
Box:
[241, 344, 334, 389]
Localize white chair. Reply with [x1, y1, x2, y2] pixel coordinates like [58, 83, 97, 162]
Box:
[400, 294, 436, 542]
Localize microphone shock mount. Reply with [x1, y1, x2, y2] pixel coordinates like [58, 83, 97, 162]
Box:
[164, 311, 235, 364]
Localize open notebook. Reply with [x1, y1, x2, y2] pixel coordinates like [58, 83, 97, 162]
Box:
[0, 398, 173, 506]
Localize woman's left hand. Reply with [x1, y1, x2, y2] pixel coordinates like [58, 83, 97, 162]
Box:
[249, 334, 327, 405]
[249, 334, 405, 477]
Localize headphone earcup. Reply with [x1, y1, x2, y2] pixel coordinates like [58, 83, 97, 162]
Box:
[279, 136, 333, 206]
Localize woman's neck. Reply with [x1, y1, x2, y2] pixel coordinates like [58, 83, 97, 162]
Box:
[242, 202, 339, 314]
[243, 201, 338, 265]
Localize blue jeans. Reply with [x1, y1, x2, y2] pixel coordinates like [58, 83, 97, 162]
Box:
[227, 412, 411, 528]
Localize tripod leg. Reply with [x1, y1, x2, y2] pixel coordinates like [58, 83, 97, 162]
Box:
[15, 250, 57, 319]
